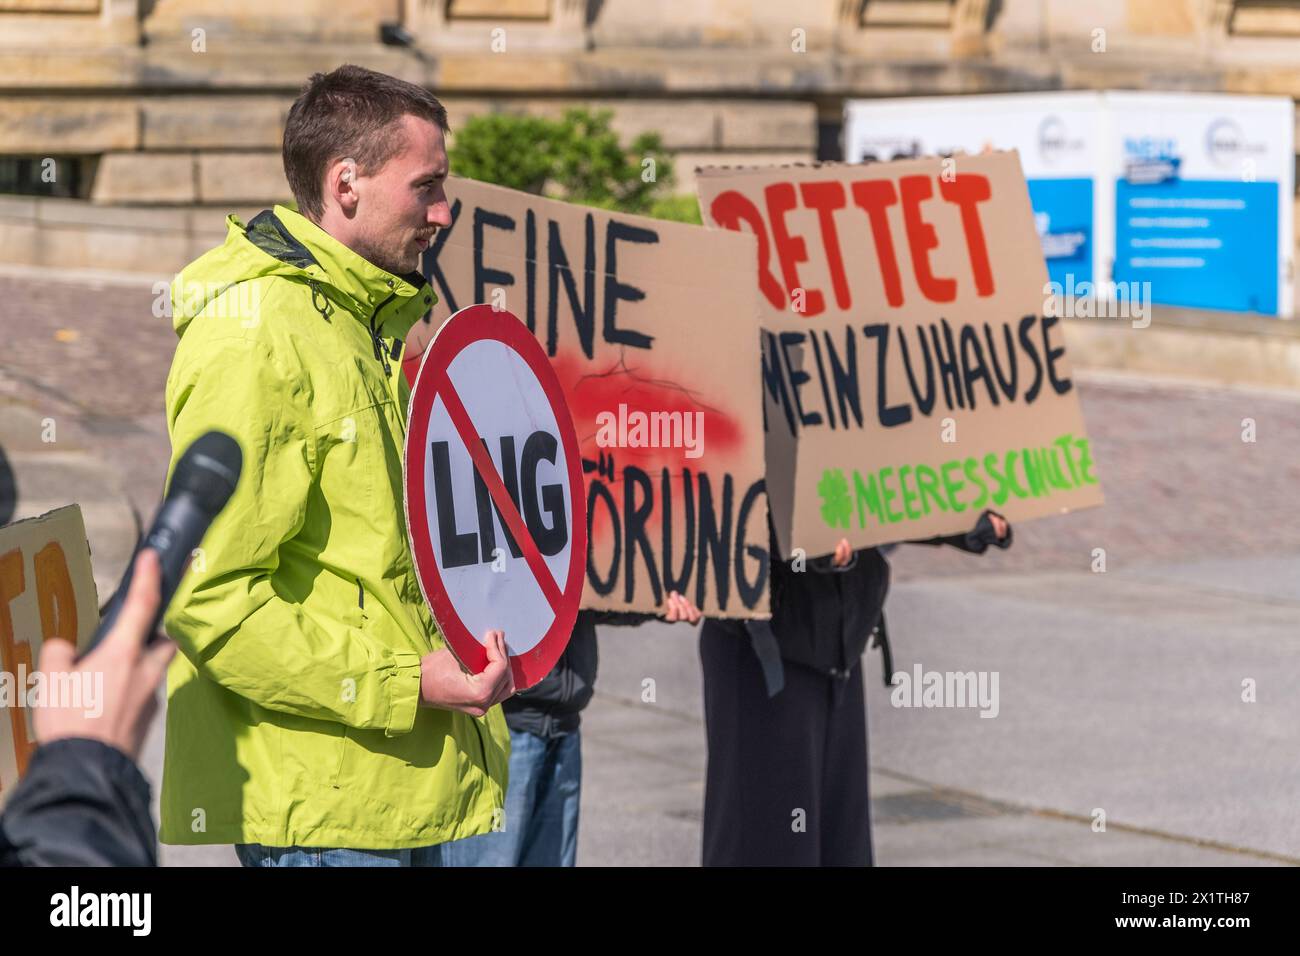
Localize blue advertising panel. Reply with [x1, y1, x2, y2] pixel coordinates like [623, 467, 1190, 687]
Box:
[1028, 177, 1094, 289]
[845, 92, 1294, 316]
[1108, 95, 1293, 316]
[1114, 177, 1278, 314]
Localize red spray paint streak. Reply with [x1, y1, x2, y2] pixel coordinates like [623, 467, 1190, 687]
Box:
[407, 348, 743, 458]
[406, 346, 748, 553]
[549, 350, 745, 552]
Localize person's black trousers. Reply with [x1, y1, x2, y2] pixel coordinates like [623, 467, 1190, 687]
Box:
[699, 621, 873, 866]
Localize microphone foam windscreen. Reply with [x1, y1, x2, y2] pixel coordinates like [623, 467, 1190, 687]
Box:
[168, 431, 243, 516]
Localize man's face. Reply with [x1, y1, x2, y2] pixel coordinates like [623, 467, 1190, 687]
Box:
[348, 114, 451, 277]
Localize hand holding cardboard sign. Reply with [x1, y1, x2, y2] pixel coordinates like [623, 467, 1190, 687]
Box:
[663, 590, 702, 625]
[419, 630, 516, 718]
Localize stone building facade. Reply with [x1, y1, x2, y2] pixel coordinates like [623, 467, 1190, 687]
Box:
[2, 0, 1300, 275]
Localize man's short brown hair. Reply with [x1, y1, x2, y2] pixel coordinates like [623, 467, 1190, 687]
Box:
[282, 64, 449, 221]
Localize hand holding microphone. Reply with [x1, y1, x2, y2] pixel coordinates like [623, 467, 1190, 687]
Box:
[33, 431, 242, 761]
[88, 431, 242, 654]
[37, 550, 176, 761]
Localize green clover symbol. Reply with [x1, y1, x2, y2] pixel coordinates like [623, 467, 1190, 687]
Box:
[817, 468, 851, 529]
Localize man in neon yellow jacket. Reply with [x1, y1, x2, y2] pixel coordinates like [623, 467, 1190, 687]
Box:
[160, 65, 514, 865]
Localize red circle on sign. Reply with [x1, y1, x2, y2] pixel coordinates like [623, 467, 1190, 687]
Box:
[404, 304, 587, 690]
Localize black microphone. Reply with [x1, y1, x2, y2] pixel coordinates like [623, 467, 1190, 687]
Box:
[88, 431, 242, 652]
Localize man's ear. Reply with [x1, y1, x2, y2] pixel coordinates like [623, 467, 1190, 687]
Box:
[326, 156, 360, 215]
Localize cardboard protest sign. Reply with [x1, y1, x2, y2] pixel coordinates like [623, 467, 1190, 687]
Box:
[696, 152, 1104, 560]
[407, 177, 769, 618]
[0, 506, 99, 795]
[405, 305, 586, 690]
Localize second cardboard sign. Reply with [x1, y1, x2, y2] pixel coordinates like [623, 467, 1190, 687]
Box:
[697, 151, 1104, 560]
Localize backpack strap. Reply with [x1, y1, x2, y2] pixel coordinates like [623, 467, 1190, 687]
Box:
[744, 618, 786, 698]
[870, 613, 894, 689]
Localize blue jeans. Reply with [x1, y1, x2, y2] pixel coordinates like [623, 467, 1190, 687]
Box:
[235, 843, 447, 867]
[438, 727, 582, 867]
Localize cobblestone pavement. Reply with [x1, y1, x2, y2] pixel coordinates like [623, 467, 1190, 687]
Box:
[0, 269, 174, 528]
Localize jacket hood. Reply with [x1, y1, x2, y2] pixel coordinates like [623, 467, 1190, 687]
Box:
[171, 204, 436, 339]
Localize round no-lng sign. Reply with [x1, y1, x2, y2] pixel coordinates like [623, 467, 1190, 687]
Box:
[405, 304, 586, 690]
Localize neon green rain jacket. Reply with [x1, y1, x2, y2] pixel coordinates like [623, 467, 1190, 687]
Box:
[160, 204, 509, 849]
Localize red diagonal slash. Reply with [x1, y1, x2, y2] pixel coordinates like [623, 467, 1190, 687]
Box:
[429, 365, 565, 610]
